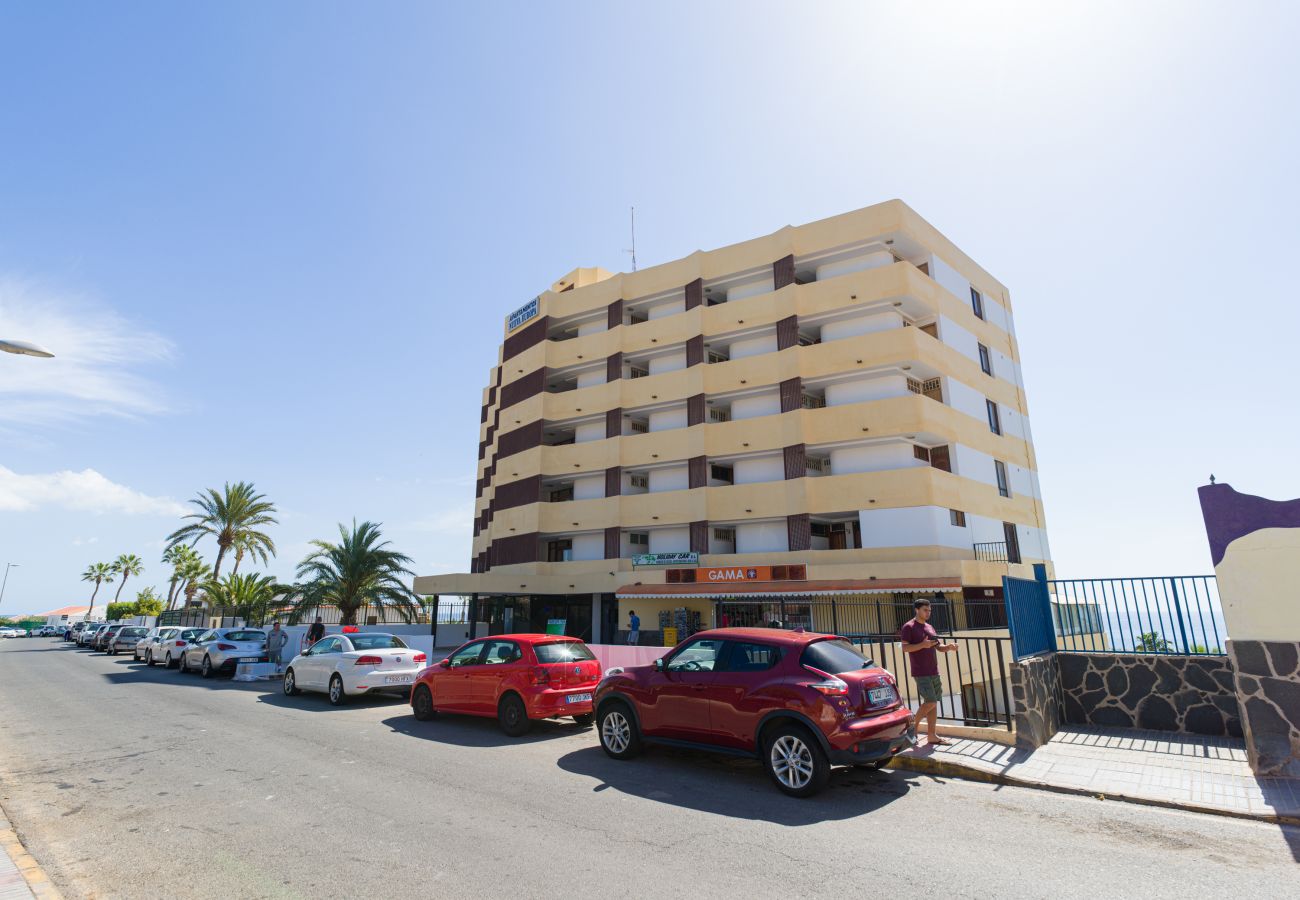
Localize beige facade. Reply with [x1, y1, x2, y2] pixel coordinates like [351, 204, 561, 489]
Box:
[415, 200, 1051, 628]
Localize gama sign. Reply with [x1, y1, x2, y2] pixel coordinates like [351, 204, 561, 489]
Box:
[507, 296, 540, 332]
[699, 566, 773, 583]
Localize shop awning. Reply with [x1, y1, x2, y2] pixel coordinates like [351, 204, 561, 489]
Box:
[615, 578, 962, 600]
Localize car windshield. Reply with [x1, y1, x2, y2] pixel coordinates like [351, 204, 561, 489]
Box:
[121, 628, 148, 637]
[223, 631, 265, 642]
[801, 639, 875, 674]
[533, 641, 596, 663]
[347, 634, 408, 650]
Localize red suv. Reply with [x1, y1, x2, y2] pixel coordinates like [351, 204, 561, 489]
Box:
[594, 627, 914, 797]
[410, 635, 603, 736]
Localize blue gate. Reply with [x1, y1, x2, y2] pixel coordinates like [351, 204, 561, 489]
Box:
[1003, 564, 1056, 660]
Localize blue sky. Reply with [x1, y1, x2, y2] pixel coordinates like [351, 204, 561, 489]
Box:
[2, 1, 1298, 614]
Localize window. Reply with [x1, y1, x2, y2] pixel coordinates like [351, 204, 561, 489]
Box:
[448, 642, 484, 667]
[708, 408, 730, 423]
[311, 637, 343, 655]
[710, 464, 734, 482]
[707, 350, 729, 364]
[971, 287, 985, 320]
[629, 420, 648, 433]
[950, 510, 967, 527]
[721, 641, 783, 672]
[978, 343, 993, 376]
[666, 638, 724, 672]
[913, 445, 930, 462]
[546, 539, 573, 562]
[713, 527, 736, 542]
[482, 640, 522, 664]
[805, 457, 827, 473]
[629, 474, 649, 489]
[930, 445, 952, 472]
[348, 634, 409, 651]
[801, 394, 826, 410]
[986, 399, 1002, 435]
[628, 313, 648, 326]
[534, 641, 596, 663]
[810, 522, 832, 537]
[628, 366, 649, 379]
[995, 460, 1011, 498]
[548, 487, 574, 502]
[629, 532, 649, 545]
[1004, 522, 1022, 564]
[800, 639, 873, 674]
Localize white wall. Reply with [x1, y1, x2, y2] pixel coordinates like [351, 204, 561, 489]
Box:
[649, 526, 690, 554]
[857, 506, 969, 550]
[622, 472, 648, 494]
[736, 521, 788, 553]
[938, 315, 981, 367]
[571, 533, 604, 561]
[646, 297, 686, 320]
[621, 534, 646, 557]
[731, 391, 781, 420]
[730, 333, 778, 360]
[577, 320, 606, 336]
[575, 421, 605, 443]
[825, 374, 909, 407]
[708, 534, 736, 554]
[649, 349, 687, 375]
[733, 454, 783, 485]
[726, 275, 774, 302]
[932, 254, 1010, 333]
[815, 249, 894, 282]
[830, 442, 923, 475]
[649, 464, 689, 493]
[648, 407, 688, 432]
[821, 310, 903, 343]
[946, 377, 990, 424]
[574, 474, 604, 500]
[951, 444, 1039, 500]
[576, 368, 606, 388]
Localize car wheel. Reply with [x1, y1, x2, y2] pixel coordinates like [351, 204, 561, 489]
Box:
[178, 653, 189, 673]
[497, 693, 531, 737]
[572, 713, 595, 728]
[763, 723, 830, 798]
[328, 674, 347, 706]
[166, 652, 176, 669]
[597, 703, 642, 759]
[411, 685, 435, 721]
[145, 649, 155, 667]
[283, 668, 301, 696]
[201, 655, 214, 679]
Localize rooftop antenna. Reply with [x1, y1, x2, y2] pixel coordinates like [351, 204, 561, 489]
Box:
[624, 206, 637, 272]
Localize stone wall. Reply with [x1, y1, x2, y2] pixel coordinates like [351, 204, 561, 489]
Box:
[1229, 640, 1300, 777]
[1010, 653, 1062, 749]
[1056, 652, 1241, 737]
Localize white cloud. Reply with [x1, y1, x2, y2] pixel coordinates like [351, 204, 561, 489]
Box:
[0, 465, 187, 516]
[71, 536, 100, 546]
[0, 276, 175, 427]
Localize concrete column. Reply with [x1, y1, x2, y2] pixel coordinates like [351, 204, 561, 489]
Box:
[591, 593, 603, 644]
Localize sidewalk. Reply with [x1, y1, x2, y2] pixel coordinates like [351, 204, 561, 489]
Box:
[889, 725, 1300, 825]
[0, 809, 58, 899]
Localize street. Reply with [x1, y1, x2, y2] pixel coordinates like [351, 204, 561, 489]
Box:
[0, 639, 1295, 899]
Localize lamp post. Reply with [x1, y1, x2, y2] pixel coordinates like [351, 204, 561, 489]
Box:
[0, 563, 18, 616]
[0, 339, 55, 358]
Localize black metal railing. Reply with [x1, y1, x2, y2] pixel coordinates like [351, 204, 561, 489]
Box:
[1049, 575, 1225, 656]
[714, 595, 1008, 639]
[854, 634, 1013, 730]
[973, 542, 1009, 563]
[159, 599, 440, 629]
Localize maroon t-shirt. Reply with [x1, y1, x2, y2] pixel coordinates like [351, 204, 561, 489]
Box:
[898, 618, 939, 677]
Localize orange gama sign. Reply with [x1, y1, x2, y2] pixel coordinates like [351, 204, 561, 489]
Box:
[698, 566, 772, 583]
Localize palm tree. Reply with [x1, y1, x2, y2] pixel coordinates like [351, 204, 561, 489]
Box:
[166, 482, 277, 582]
[230, 531, 273, 576]
[110, 554, 144, 605]
[290, 520, 419, 626]
[202, 573, 286, 626]
[81, 562, 115, 622]
[175, 555, 211, 609]
[162, 545, 193, 609]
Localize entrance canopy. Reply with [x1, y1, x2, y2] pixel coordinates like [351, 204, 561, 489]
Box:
[616, 577, 961, 600]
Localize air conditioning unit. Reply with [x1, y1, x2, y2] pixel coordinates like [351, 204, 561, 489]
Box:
[708, 408, 730, 423]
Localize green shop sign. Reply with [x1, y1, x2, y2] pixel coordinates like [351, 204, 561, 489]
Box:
[632, 552, 699, 567]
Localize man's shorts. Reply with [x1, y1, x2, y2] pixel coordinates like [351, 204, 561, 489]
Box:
[914, 674, 944, 703]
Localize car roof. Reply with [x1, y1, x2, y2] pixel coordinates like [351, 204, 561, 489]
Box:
[467, 634, 582, 644]
[686, 627, 836, 646]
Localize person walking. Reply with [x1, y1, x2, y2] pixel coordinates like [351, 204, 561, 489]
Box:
[898, 599, 957, 746]
[307, 616, 326, 646]
[626, 610, 640, 646]
[267, 622, 288, 671]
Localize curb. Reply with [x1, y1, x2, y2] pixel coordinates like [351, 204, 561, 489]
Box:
[885, 754, 1300, 827]
[0, 807, 62, 899]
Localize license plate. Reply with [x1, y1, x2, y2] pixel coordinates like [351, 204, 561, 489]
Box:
[565, 693, 592, 704]
[868, 687, 894, 705]
[240, 657, 260, 663]
[385, 674, 414, 684]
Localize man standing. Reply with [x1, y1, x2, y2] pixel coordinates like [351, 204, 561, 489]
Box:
[307, 616, 326, 646]
[626, 610, 640, 646]
[267, 622, 288, 671]
[899, 599, 957, 746]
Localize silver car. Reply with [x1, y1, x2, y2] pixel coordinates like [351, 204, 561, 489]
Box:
[78, 624, 105, 646]
[179, 628, 267, 678]
[111, 625, 150, 656]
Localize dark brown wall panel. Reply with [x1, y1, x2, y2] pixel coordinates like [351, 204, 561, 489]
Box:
[783, 444, 807, 480]
[688, 455, 707, 489]
[687, 393, 706, 427]
[606, 351, 623, 382]
[492, 532, 539, 566]
[604, 526, 621, 559]
[773, 254, 795, 290]
[606, 408, 622, 439]
[494, 474, 541, 511]
[787, 513, 811, 552]
[502, 316, 549, 362]
[690, 520, 709, 553]
[499, 367, 545, 410]
[686, 334, 704, 367]
[605, 466, 622, 497]
[779, 377, 802, 413]
[776, 315, 799, 351]
[496, 420, 542, 459]
[684, 278, 703, 311]
[607, 299, 624, 330]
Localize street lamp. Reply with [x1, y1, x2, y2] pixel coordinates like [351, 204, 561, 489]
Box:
[0, 563, 18, 615]
[0, 339, 54, 358]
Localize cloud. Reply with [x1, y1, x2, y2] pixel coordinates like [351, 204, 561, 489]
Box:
[0, 276, 175, 428]
[71, 536, 100, 546]
[0, 465, 187, 516]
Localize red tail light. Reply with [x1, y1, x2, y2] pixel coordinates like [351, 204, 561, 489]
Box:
[413, 653, 427, 664]
[530, 666, 550, 686]
[354, 655, 383, 666]
[803, 665, 849, 696]
[174, 641, 186, 647]
[216, 643, 236, 651]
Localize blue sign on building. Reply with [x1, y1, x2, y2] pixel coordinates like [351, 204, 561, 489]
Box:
[507, 296, 540, 332]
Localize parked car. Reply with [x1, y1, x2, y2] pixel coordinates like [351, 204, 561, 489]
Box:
[153, 627, 205, 668]
[593, 627, 914, 798]
[408, 634, 602, 735]
[80, 624, 109, 647]
[94, 624, 125, 651]
[283, 633, 427, 706]
[133, 628, 160, 660]
[178, 628, 267, 678]
[67, 622, 89, 641]
[0, 627, 21, 638]
[110, 625, 150, 656]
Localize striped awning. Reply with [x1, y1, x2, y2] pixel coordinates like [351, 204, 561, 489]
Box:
[616, 578, 962, 600]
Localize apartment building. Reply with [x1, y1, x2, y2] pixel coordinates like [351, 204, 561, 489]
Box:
[413, 200, 1051, 644]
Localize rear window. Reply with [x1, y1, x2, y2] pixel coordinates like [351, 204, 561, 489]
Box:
[801, 639, 875, 675]
[223, 631, 266, 642]
[349, 634, 408, 651]
[180, 630, 203, 640]
[533, 641, 596, 663]
[121, 628, 148, 637]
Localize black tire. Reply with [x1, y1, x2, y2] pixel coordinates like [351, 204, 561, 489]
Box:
[201, 655, 215, 679]
[166, 652, 177, 670]
[283, 668, 301, 696]
[596, 702, 642, 759]
[572, 713, 595, 728]
[762, 723, 830, 798]
[412, 685, 435, 721]
[145, 649, 155, 667]
[178, 652, 190, 673]
[328, 674, 347, 706]
[497, 693, 531, 737]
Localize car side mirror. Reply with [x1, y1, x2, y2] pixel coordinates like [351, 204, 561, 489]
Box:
[439, 658, 451, 668]
[652, 658, 665, 672]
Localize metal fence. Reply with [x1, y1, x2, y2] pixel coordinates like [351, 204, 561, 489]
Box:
[1049, 576, 1224, 656]
[158, 599, 441, 628]
[854, 635, 1012, 730]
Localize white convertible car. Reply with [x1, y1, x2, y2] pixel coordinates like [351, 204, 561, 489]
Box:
[283, 632, 426, 705]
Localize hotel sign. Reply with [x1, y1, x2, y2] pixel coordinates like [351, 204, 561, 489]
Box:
[507, 296, 540, 332]
[633, 552, 699, 567]
[699, 566, 772, 583]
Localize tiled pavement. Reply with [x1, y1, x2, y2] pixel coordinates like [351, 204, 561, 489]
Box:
[0, 811, 36, 900]
[893, 725, 1300, 823]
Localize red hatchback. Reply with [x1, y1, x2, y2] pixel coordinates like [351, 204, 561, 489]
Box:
[410, 635, 603, 736]
[593, 627, 914, 797]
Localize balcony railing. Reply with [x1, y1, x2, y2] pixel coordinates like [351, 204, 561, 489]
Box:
[973, 541, 1009, 563]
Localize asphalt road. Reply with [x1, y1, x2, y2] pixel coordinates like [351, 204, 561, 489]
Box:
[0, 639, 1296, 900]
